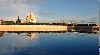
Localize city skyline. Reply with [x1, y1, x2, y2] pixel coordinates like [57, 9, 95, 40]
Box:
[0, 0, 99, 23]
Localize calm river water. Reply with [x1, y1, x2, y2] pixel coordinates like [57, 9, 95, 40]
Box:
[0, 31, 99, 55]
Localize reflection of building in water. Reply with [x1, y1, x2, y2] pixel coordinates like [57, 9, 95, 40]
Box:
[26, 10, 36, 23]
[27, 33, 35, 42]
[0, 31, 4, 37]
[92, 29, 99, 34]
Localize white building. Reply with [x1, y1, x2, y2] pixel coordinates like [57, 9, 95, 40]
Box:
[26, 10, 36, 23]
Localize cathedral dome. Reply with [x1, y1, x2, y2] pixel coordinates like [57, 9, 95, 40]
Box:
[26, 10, 36, 23]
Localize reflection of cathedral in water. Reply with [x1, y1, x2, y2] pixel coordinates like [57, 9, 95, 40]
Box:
[0, 30, 99, 42]
[27, 33, 35, 42]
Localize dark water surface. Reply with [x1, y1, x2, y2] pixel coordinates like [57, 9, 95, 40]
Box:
[0, 32, 98, 55]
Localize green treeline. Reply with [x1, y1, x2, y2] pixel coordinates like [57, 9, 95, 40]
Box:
[2, 21, 98, 26]
[4, 22, 67, 26]
[4, 21, 15, 25]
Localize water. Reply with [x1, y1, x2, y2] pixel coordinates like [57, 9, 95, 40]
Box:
[0, 31, 99, 55]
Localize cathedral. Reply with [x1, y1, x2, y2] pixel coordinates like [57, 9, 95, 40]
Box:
[26, 10, 36, 23]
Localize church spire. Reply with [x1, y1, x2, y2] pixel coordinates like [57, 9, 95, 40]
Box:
[18, 16, 19, 19]
[30, 10, 32, 19]
[16, 16, 21, 24]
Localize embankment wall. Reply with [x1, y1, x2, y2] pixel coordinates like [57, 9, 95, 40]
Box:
[0, 25, 67, 31]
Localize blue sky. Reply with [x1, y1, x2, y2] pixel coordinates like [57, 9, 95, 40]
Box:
[0, 0, 99, 23]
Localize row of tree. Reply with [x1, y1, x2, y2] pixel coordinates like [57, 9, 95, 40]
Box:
[2, 21, 98, 26]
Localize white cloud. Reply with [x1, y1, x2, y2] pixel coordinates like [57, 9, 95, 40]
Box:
[0, 4, 33, 21]
[65, 14, 99, 23]
[0, 33, 39, 55]
[37, 14, 99, 23]
[86, 14, 99, 19]
[0, 0, 44, 21]
[0, 0, 46, 6]
[36, 12, 55, 15]
[0, 0, 98, 23]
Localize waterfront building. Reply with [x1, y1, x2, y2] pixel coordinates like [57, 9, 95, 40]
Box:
[22, 20, 26, 23]
[0, 20, 1, 24]
[26, 10, 36, 23]
[0, 20, 4, 25]
[61, 20, 64, 23]
[69, 21, 73, 24]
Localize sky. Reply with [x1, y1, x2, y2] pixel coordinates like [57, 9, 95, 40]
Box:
[0, 0, 99, 23]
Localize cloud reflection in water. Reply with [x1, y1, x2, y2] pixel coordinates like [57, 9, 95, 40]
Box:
[0, 31, 98, 55]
